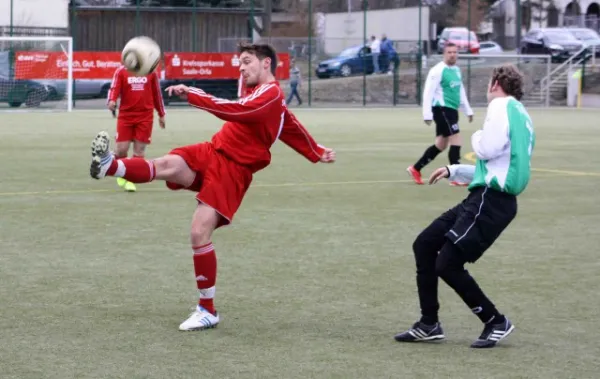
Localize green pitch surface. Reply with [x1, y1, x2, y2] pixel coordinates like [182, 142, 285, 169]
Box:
[1, 107, 599, 379]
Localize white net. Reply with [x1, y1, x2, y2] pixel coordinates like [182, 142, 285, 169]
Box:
[0, 36, 72, 111]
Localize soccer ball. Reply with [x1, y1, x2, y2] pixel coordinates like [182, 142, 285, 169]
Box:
[121, 36, 161, 76]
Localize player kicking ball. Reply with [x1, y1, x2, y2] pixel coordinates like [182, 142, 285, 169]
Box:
[394, 64, 535, 348]
[89, 43, 336, 331]
[106, 63, 166, 192]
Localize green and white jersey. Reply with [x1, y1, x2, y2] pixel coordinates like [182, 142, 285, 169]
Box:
[422, 61, 473, 120]
[447, 96, 535, 196]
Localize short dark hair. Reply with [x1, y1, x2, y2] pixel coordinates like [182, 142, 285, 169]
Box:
[238, 42, 278, 75]
[490, 64, 524, 100]
[444, 42, 457, 50]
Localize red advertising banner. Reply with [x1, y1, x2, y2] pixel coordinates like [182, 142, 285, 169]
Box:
[14, 51, 290, 81]
[163, 52, 290, 80]
[14, 51, 124, 80]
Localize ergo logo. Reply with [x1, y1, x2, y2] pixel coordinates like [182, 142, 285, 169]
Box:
[128, 76, 148, 84]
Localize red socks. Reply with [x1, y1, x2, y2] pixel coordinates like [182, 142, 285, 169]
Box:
[106, 157, 156, 183]
[193, 243, 217, 315]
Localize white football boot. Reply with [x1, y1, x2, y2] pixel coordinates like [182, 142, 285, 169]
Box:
[179, 305, 220, 331]
[90, 131, 114, 180]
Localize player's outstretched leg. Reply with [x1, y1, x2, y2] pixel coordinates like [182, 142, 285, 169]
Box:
[90, 131, 156, 183]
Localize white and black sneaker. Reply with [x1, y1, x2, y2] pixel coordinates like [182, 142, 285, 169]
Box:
[394, 321, 445, 342]
[470, 318, 515, 348]
[90, 131, 113, 180]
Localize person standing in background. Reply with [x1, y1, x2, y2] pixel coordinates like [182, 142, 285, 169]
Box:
[381, 34, 399, 74]
[287, 58, 302, 106]
[370, 35, 381, 74]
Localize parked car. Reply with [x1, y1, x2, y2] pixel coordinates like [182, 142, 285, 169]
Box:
[37, 79, 114, 101]
[437, 27, 480, 54]
[0, 74, 50, 107]
[479, 40, 504, 54]
[315, 45, 385, 79]
[520, 28, 590, 63]
[567, 27, 600, 57]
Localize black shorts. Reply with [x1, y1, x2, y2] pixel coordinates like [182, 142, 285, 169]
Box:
[432, 106, 459, 137]
[433, 186, 517, 263]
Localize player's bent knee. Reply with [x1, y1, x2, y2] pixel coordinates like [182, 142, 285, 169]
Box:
[114, 142, 130, 158]
[133, 142, 147, 157]
[190, 205, 220, 246]
[412, 235, 436, 269]
[190, 228, 212, 246]
[435, 242, 465, 277]
[435, 138, 448, 151]
[412, 234, 427, 255]
[448, 134, 462, 145]
[153, 155, 194, 183]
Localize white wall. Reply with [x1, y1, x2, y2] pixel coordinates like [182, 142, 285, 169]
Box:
[0, 0, 69, 28]
[320, 7, 430, 55]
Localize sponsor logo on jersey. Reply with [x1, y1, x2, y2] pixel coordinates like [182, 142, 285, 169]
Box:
[128, 76, 148, 84]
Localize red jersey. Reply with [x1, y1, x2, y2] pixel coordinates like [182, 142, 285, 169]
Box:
[107, 66, 166, 121]
[187, 81, 325, 173]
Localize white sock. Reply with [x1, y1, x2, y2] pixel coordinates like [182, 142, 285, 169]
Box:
[199, 286, 216, 300]
[114, 160, 126, 177]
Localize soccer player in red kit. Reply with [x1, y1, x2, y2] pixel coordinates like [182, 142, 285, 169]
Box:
[107, 65, 166, 192]
[89, 43, 336, 331]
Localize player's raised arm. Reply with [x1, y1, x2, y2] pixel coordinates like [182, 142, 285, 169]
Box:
[471, 98, 509, 160]
[173, 83, 281, 123]
[279, 109, 334, 163]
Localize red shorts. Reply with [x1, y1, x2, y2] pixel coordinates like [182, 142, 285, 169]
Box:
[116, 118, 153, 144]
[166, 142, 253, 228]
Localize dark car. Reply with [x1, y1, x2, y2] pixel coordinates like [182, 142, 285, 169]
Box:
[315, 45, 385, 79]
[0, 74, 49, 108]
[568, 27, 600, 57]
[520, 28, 590, 63]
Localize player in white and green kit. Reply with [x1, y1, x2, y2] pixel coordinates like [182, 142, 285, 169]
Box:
[407, 42, 474, 186]
[395, 64, 535, 349]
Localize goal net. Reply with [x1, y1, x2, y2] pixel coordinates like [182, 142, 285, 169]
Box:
[0, 36, 73, 111]
[422, 54, 552, 107]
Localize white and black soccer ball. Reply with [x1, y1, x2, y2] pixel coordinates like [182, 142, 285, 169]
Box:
[121, 36, 161, 76]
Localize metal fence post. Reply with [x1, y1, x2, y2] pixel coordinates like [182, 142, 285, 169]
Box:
[10, 0, 13, 36]
[136, 0, 141, 36]
[467, 0, 472, 101]
[362, 0, 367, 106]
[70, 2, 77, 108]
[416, 0, 422, 105]
[545, 56, 550, 107]
[308, 0, 312, 107]
[192, 0, 197, 52]
[9, 0, 14, 81]
[249, 0, 254, 40]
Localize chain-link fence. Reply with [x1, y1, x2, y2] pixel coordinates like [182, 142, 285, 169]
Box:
[0, 0, 590, 110]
